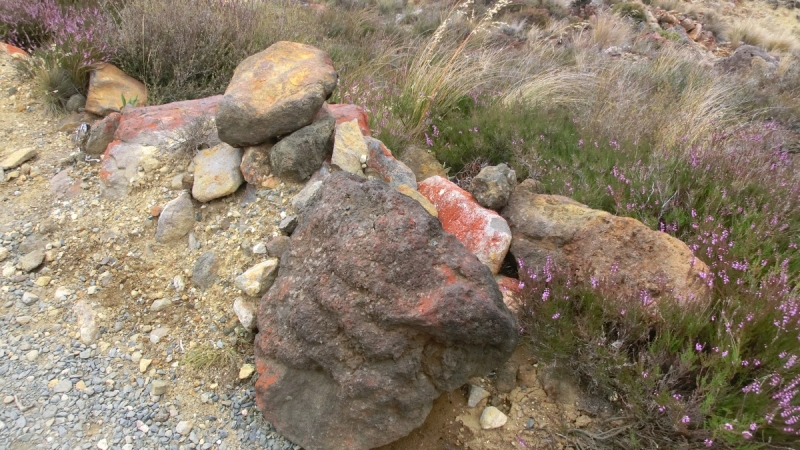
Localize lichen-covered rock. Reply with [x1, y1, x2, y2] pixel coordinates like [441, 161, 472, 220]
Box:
[240, 142, 273, 187]
[216, 41, 337, 147]
[328, 103, 370, 136]
[470, 163, 516, 210]
[364, 137, 417, 189]
[331, 119, 368, 175]
[418, 176, 512, 275]
[502, 182, 711, 304]
[255, 172, 518, 450]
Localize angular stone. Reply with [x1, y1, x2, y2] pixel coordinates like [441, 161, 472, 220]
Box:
[21, 292, 39, 305]
[396, 184, 437, 217]
[139, 358, 152, 373]
[0, 247, 7, 261]
[270, 107, 335, 183]
[398, 146, 446, 182]
[149, 327, 169, 344]
[364, 137, 416, 189]
[84, 112, 121, 155]
[502, 183, 711, 304]
[239, 364, 256, 380]
[100, 96, 222, 198]
[192, 251, 219, 289]
[328, 103, 370, 136]
[418, 176, 512, 275]
[150, 380, 168, 396]
[235, 259, 279, 297]
[240, 143, 273, 187]
[19, 250, 45, 272]
[467, 385, 490, 408]
[233, 297, 258, 330]
[0, 147, 37, 170]
[470, 163, 516, 211]
[85, 63, 147, 116]
[266, 236, 291, 259]
[254, 172, 517, 450]
[480, 406, 507, 429]
[150, 298, 173, 312]
[74, 300, 98, 344]
[278, 216, 298, 235]
[156, 192, 195, 243]
[192, 144, 244, 202]
[331, 120, 368, 175]
[216, 41, 338, 147]
[53, 379, 72, 394]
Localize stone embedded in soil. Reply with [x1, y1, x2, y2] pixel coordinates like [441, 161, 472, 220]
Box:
[502, 181, 711, 304]
[150, 380, 168, 396]
[192, 251, 219, 289]
[270, 106, 335, 183]
[468, 385, 490, 408]
[266, 236, 291, 259]
[149, 327, 170, 344]
[84, 112, 121, 155]
[278, 216, 298, 235]
[239, 364, 256, 380]
[73, 300, 98, 344]
[495, 361, 519, 394]
[49, 168, 82, 199]
[0, 246, 8, 261]
[85, 63, 147, 116]
[254, 171, 518, 450]
[418, 176, 512, 275]
[150, 298, 173, 312]
[235, 259, 279, 297]
[470, 163, 516, 211]
[479, 406, 508, 429]
[19, 250, 44, 272]
[240, 143, 273, 187]
[331, 119, 368, 176]
[21, 292, 38, 305]
[0, 147, 37, 170]
[216, 41, 338, 147]
[192, 143, 244, 202]
[233, 297, 258, 331]
[155, 192, 195, 243]
[328, 103, 370, 136]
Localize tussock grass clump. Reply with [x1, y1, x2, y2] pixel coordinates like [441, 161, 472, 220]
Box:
[728, 21, 800, 54]
[182, 342, 242, 372]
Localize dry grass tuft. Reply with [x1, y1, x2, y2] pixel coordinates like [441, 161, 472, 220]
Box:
[182, 342, 242, 372]
[728, 21, 800, 54]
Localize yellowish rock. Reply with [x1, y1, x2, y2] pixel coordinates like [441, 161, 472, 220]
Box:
[35, 276, 52, 286]
[239, 363, 255, 380]
[85, 63, 147, 116]
[397, 184, 438, 218]
[332, 120, 368, 176]
[139, 358, 153, 373]
[75, 380, 87, 391]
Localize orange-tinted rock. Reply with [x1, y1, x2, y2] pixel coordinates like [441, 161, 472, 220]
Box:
[418, 176, 512, 275]
[85, 63, 147, 116]
[364, 137, 416, 189]
[502, 184, 711, 305]
[496, 276, 523, 314]
[216, 41, 337, 147]
[0, 42, 28, 59]
[328, 103, 370, 136]
[240, 143, 273, 186]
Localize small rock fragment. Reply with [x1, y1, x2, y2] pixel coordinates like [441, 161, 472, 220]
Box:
[479, 406, 508, 429]
[139, 358, 152, 373]
[0, 147, 37, 170]
[234, 259, 279, 297]
[19, 250, 45, 272]
[149, 327, 170, 344]
[467, 384, 490, 408]
[21, 292, 39, 305]
[252, 243, 267, 254]
[239, 363, 255, 379]
[175, 421, 192, 435]
[73, 300, 98, 344]
[265, 235, 291, 258]
[192, 251, 219, 289]
[150, 298, 173, 312]
[278, 215, 298, 235]
[150, 380, 168, 396]
[233, 297, 257, 331]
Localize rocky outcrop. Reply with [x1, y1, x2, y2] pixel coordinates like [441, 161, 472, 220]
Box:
[216, 41, 338, 147]
[502, 180, 711, 304]
[85, 63, 147, 116]
[418, 176, 512, 275]
[254, 172, 518, 450]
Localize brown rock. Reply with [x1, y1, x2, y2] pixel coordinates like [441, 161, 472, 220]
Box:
[328, 103, 370, 136]
[84, 112, 121, 155]
[687, 22, 702, 41]
[216, 41, 338, 147]
[398, 146, 446, 182]
[85, 63, 147, 116]
[502, 187, 711, 305]
[255, 171, 517, 450]
[191, 144, 244, 202]
[240, 143, 274, 186]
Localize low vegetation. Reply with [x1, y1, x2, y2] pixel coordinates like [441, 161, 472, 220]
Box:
[2, 0, 800, 448]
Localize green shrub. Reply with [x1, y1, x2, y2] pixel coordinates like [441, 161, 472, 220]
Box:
[611, 2, 647, 23]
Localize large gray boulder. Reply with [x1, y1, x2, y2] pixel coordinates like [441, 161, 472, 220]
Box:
[254, 172, 518, 450]
[216, 41, 338, 147]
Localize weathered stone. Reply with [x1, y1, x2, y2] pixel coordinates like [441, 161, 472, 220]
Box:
[364, 137, 417, 189]
[418, 176, 512, 275]
[233, 297, 258, 330]
[717, 45, 779, 73]
[501, 184, 711, 304]
[0, 42, 28, 59]
[19, 250, 45, 272]
[150, 298, 173, 312]
[396, 184, 437, 217]
[240, 142, 273, 186]
[328, 103, 370, 136]
[470, 163, 516, 210]
[266, 236, 291, 259]
[0, 247, 7, 262]
[398, 146, 446, 182]
[480, 406, 507, 429]
[235, 259, 279, 297]
[216, 41, 338, 147]
[270, 107, 335, 182]
[84, 112, 120, 155]
[149, 327, 170, 344]
[73, 300, 98, 344]
[467, 385, 490, 408]
[150, 380, 168, 396]
[278, 216, 298, 235]
[100, 96, 222, 198]
[254, 172, 518, 450]
[331, 120, 368, 175]
[66, 93, 86, 113]
[49, 168, 82, 199]
[192, 251, 219, 289]
[0, 147, 37, 170]
[21, 292, 39, 305]
[239, 364, 256, 380]
[85, 63, 147, 116]
[192, 144, 244, 202]
[495, 361, 518, 393]
[155, 192, 195, 243]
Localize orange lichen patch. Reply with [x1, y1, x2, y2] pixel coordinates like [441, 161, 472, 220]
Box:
[113, 96, 222, 142]
[328, 103, 371, 136]
[0, 42, 28, 59]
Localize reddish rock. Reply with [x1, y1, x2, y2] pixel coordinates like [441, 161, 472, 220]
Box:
[100, 96, 222, 198]
[240, 143, 274, 186]
[418, 176, 512, 275]
[328, 103, 370, 136]
[85, 63, 147, 116]
[0, 42, 28, 59]
[502, 183, 711, 305]
[255, 171, 517, 450]
[495, 276, 523, 314]
[49, 169, 82, 199]
[364, 137, 416, 189]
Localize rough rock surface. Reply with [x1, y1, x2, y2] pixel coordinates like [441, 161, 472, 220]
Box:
[418, 176, 512, 275]
[502, 181, 711, 304]
[328, 103, 370, 136]
[155, 192, 195, 243]
[240, 142, 274, 187]
[235, 259, 279, 297]
[254, 172, 518, 450]
[85, 63, 147, 116]
[364, 137, 417, 189]
[216, 41, 337, 147]
[1, 147, 37, 170]
[331, 119, 368, 175]
[717, 45, 779, 73]
[398, 146, 446, 182]
[84, 112, 121, 155]
[270, 107, 335, 182]
[100, 96, 222, 198]
[192, 144, 244, 202]
[470, 163, 516, 210]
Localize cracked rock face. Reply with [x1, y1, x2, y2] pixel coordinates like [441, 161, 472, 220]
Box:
[254, 171, 518, 450]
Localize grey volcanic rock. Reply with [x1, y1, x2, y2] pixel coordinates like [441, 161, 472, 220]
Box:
[254, 171, 518, 450]
[270, 107, 335, 182]
[155, 192, 195, 243]
[470, 163, 516, 210]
